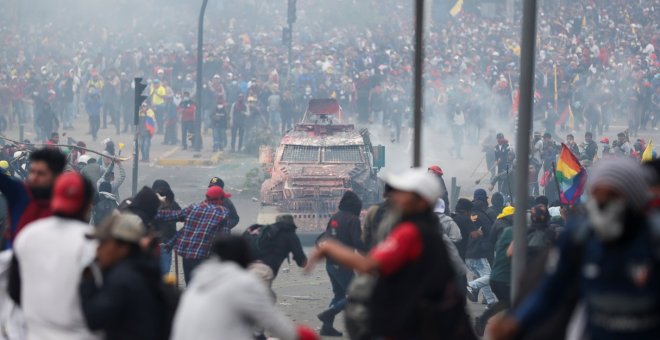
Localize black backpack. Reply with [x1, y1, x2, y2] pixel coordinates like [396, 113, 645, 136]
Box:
[242, 224, 280, 258]
[93, 195, 118, 225]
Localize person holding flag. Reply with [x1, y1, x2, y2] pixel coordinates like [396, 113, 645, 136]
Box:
[138, 102, 156, 162]
[555, 143, 587, 205]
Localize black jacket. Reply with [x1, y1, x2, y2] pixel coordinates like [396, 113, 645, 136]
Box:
[80, 254, 169, 340]
[451, 212, 475, 260]
[466, 200, 494, 259]
[369, 211, 474, 339]
[221, 198, 239, 230]
[324, 191, 366, 258]
[155, 201, 181, 242]
[257, 221, 307, 276]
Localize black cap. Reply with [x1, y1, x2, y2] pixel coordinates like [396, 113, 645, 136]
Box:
[209, 176, 225, 189]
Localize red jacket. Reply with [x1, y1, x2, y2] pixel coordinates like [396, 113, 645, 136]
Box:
[179, 102, 196, 122]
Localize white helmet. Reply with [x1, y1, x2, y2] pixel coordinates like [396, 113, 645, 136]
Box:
[78, 155, 91, 165]
[13, 151, 24, 159]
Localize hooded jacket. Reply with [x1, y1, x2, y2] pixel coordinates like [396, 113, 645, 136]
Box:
[255, 221, 307, 276]
[123, 187, 160, 229]
[452, 199, 476, 260]
[152, 180, 181, 242]
[466, 199, 494, 259]
[324, 191, 366, 253]
[170, 259, 298, 340]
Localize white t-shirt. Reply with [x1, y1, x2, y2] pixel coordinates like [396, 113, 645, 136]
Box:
[13, 217, 101, 340]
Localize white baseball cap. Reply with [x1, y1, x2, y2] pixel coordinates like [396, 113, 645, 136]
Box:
[382, 168, 443, 205]
[78, 155, 91, 165]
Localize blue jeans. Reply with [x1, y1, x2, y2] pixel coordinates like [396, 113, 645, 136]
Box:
[160, 246, 172, 275]
[325, 262, 353, 314]
[466, 258, 498, 304]
[140, 135, 151, 161]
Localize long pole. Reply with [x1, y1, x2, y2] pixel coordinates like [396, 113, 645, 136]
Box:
[132, 77, 142, 197]
[194, 0, 209, 151]
[412, 0, 424, 167]
[512, 0, 538, 300]
[287, 21, 293, 82]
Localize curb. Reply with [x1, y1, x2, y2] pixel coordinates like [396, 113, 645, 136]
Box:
[155, 150, 223, 166]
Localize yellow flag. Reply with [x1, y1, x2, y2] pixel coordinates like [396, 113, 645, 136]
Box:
[571, 73, 580, 85]
[643, 139, 654, 162]
[450, 0, 464, 17]
[568, 104, 575, 130]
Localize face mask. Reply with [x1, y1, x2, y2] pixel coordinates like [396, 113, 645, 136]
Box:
[183, 97, 189, 101]
[586, 199, 626, 241]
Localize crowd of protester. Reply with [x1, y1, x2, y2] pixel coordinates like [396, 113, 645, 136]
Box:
[0, 0, 659, 339]
[0, 0, 656, 155]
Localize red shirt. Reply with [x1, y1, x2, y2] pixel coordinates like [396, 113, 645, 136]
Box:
[370, 222, 423, 277]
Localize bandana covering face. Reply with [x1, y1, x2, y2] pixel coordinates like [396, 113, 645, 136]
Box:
[586, 199, 626, 242]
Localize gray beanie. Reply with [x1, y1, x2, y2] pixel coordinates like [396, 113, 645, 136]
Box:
[587, 157, 654, 211]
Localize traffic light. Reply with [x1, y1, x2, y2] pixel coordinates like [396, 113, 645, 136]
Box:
[287, 0, 296, 24]
[282, 27, 291, 46]
[134, 78, 148, 125]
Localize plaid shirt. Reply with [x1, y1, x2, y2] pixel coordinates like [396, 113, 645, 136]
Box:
[157, 201, 229, 259]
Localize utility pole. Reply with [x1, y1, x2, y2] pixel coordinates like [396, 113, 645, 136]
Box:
[132, 78, 148, 197]
[194, 0, 209, 151]
[286, 0, 296, 82]
[512, 0, 538, 300]
[412, 0, 424, 167]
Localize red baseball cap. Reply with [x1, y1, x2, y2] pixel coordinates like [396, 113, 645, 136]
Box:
[428, 165, 444, 176]
[51, 172, 86, 215]
[206, 186, 231, 199]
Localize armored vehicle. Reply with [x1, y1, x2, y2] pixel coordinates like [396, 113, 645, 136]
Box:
[258, 99, 384, 232]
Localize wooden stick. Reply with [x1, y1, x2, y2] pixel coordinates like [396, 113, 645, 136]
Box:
[0, 135, 131, 161]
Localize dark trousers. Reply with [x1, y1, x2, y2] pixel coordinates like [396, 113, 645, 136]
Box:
[478, 280, 511, 324]
[322, 262, 354, 325]
[164, 120, 177, 144]
[89, 115, 100, 141]
[182, 258, 205, 284]
[181, 121, 194, 148]
[231, 124, 245, 151]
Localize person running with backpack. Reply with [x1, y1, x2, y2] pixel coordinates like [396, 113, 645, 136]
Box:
[243, 214, 307, 289]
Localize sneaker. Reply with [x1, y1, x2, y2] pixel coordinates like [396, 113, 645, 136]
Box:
[466, 286, 478, 302]
[319, 325, 343, 337]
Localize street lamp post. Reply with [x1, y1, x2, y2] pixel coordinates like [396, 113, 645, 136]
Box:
[512, 0, 538, 300]
[194, 0, 209, 151]
[412, 0, 424, 167]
